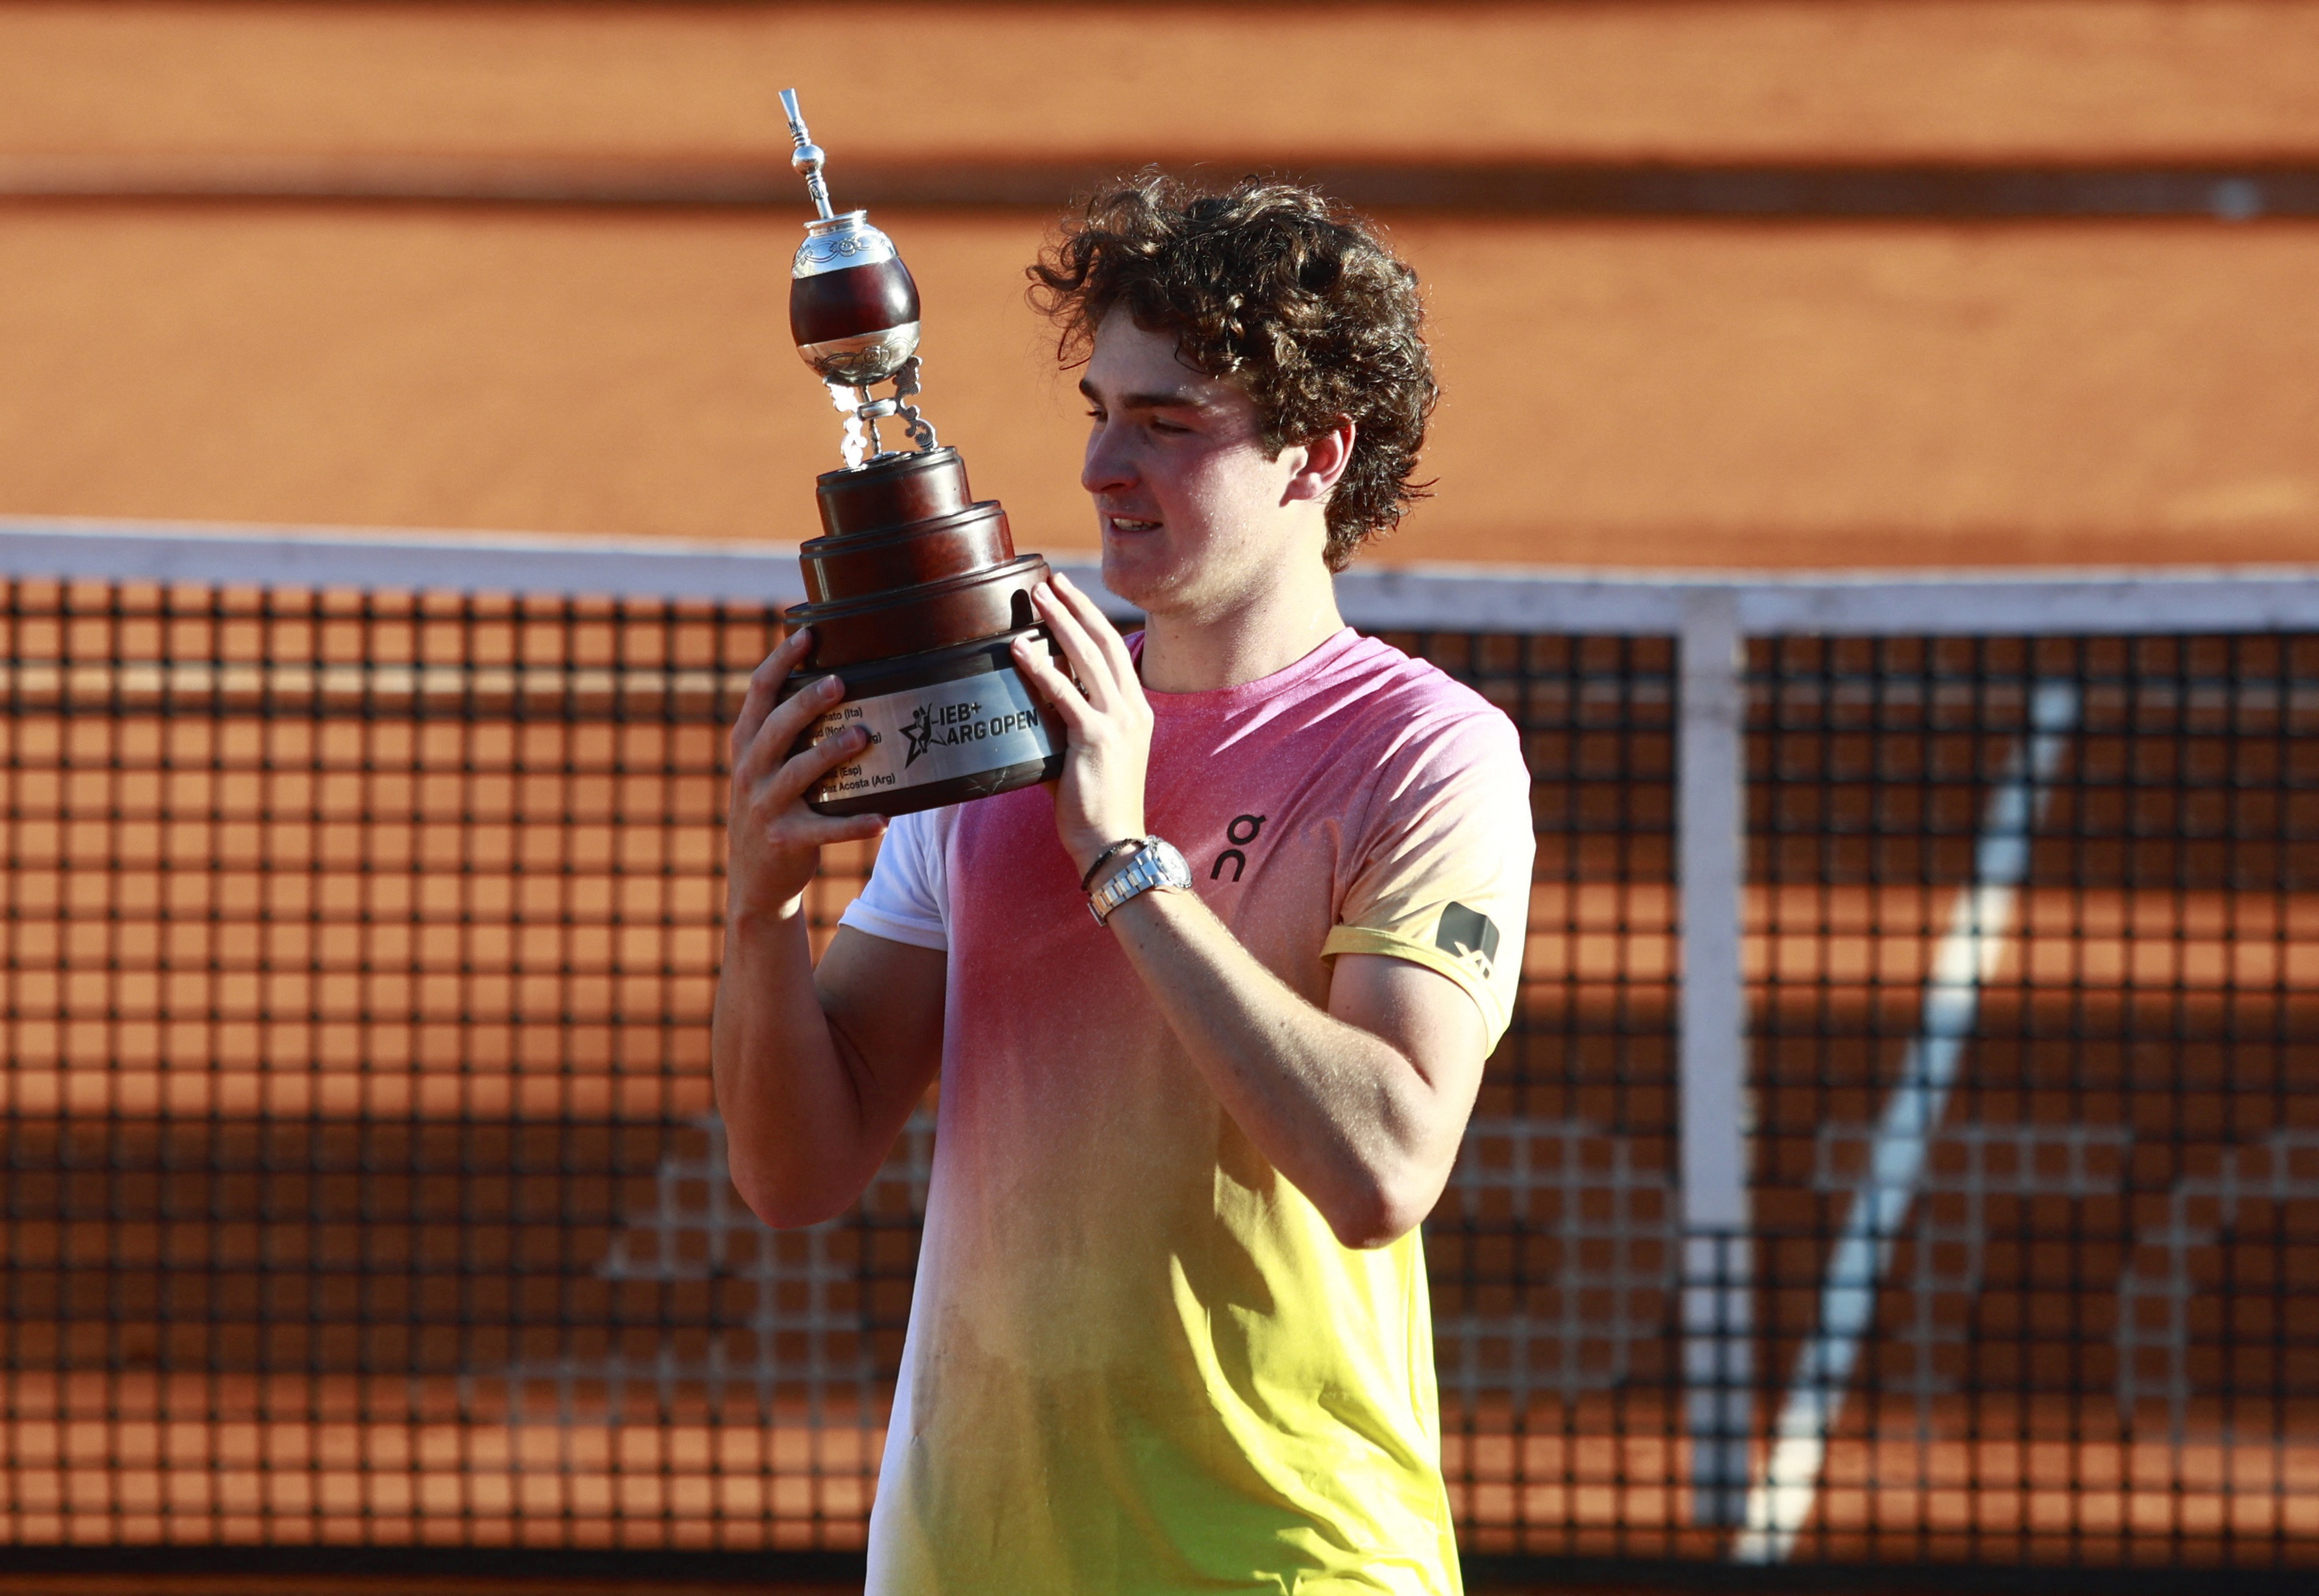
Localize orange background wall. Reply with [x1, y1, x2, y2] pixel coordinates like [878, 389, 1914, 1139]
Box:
[2, 1, 2317, 568]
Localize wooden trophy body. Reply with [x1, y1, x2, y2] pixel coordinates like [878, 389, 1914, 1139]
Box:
[780, 444, 1059, 816]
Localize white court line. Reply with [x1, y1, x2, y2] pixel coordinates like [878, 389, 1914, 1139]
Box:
[1731, 680, 2078, 1563]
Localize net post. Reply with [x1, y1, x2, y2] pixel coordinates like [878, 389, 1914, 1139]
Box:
[1677, 590, 1752, 1529]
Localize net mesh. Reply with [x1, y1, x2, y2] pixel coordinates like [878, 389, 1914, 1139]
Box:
[1744, 634, 2319, 1566]
[0, 575, 2312, 1569]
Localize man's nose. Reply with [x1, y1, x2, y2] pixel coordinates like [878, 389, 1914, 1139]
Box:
[1082, 421, 1135, 497]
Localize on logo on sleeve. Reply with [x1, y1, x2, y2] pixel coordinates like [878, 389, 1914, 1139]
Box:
[1435, 902, 1499, 978]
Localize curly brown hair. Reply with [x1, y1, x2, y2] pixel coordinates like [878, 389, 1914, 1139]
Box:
[1027, 171, 1437, 572]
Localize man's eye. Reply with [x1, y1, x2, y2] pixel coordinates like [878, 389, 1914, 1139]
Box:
[1084, 408, 1106, 423]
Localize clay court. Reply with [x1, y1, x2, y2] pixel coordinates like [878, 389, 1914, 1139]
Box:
[0, 3, 2314, 1591]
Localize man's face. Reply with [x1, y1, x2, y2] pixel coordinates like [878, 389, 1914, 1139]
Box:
[1077, 307, 1323, 617]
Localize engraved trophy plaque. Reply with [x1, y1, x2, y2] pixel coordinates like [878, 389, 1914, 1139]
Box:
[774, 89, 1063, 817]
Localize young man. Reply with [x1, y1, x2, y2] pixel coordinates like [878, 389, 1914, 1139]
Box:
[714, 176, 1533, 1594]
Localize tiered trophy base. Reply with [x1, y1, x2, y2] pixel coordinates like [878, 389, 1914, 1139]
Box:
[781, 630, 1062, 818]
[773, 446, 1063, 818]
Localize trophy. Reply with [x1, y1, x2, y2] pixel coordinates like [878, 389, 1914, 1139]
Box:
[774, 89, 1063, 817]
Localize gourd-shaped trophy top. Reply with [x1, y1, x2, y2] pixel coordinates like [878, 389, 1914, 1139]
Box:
[782, 89, 922, 389]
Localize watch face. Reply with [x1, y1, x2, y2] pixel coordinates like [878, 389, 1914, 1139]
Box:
[1154, 840, 1192, 890]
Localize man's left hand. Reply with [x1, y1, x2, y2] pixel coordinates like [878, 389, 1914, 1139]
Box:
[1009, 573, 1151, 878]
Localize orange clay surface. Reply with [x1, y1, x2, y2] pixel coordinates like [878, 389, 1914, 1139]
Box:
[3, 1, 2319, 166]
[0, 4, 2317, 567]
[3, 204, 2319, 567]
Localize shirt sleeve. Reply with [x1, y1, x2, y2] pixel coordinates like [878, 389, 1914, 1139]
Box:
[837, 805, 952, 952]
[1321, 711, 1533, 1047]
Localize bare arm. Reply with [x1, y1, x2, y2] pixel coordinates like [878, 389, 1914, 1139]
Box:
[1010, 577, 1491, 1249]
[712, 629, 947, 1228]
[1109, 898, 1488, 1248]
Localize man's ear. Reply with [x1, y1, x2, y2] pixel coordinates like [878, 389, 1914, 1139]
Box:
[1282, 417, 1357, 505]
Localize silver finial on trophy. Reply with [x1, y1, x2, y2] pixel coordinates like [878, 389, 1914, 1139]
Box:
[778, 88, 835, 222]
[780, 88, 935, 467]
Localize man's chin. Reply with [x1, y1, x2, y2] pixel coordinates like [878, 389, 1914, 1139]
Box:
[1098, 536, 1179, 613]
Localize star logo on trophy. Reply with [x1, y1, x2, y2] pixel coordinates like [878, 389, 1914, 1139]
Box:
[902, 705, 935, 768]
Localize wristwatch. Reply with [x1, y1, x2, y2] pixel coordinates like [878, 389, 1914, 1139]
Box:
[1086, 836, 1192, 927]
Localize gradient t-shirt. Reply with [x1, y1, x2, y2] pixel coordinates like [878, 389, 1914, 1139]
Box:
[838, 627, 1534, 1595]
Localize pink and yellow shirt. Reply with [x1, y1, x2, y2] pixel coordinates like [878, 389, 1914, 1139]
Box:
[840, 628, 1534, 1595]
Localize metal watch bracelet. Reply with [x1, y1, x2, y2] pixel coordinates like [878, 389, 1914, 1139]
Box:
[1086, 836, 1192, 927]
[1078, 836, 1148, 893]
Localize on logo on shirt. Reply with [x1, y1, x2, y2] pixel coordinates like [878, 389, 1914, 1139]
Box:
[1210, 814, 1266, 882]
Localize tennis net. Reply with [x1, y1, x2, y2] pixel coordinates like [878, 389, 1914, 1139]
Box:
[0, 519, 2309, 1579]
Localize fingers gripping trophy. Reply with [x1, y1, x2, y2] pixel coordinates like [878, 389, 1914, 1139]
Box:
[773, 89, 1064, 817]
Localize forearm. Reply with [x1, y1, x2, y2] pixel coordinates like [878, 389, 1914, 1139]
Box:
[710, 904, 884, 1227]
[1008, 574, 1475, 1245]
[716, 625, 948, 1227]
[1103, 889, 1462, 1248]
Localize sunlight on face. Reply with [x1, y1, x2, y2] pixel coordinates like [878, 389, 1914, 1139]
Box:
[1078, 308, 1325, 618]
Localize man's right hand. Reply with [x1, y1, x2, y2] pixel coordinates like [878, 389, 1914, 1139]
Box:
[726, 627, 888, 923]
[715, 627, 944, 1230]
